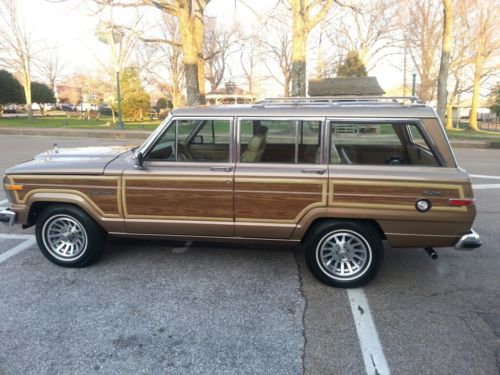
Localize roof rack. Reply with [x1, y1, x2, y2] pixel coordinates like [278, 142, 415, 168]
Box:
[254, 96, 424, 107]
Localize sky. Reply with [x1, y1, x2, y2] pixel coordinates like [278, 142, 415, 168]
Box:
[21, 0, 406, 97]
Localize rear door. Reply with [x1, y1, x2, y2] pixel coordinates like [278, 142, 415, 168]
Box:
[234, 117, 328, 239]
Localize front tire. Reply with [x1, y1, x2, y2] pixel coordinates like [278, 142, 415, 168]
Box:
[35, 205, 107, 267]
[304, 221, 383, 288]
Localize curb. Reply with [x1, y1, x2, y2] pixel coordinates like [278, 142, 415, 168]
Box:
[0, 127, 498, 149]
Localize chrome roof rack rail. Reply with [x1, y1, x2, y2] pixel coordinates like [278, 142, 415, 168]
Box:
[254, 96, 424, 107]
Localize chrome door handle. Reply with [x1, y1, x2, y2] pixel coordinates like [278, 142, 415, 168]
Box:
[301, 168, 326, 175]
[210, 167, 233, 172]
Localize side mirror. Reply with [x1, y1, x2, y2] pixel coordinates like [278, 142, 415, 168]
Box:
[134, 151, 145, 169]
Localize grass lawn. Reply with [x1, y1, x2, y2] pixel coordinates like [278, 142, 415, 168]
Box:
[0, 115, 161, 131]
[446, 128, 500, 143]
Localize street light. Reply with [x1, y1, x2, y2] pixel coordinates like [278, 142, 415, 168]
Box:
[97, 22, 124, 129]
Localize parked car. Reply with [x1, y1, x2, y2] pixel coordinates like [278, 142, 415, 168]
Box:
[0, 96, 481, 288]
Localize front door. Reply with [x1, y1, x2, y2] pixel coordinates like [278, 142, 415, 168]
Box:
[123, 117, 235, 236]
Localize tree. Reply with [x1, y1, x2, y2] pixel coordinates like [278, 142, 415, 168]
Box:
[436, 0, 453, 125]
[204, 17, 237, 93]
[287, 0, 334, 96]
[487, 83, 500, 117]
[337, 51, 367, 77]
[397, 0, 442, 102]
[94, 0, 210, 106]
[0, 69, 24, 115]
[140, 14, 185, 108]
[118, 67, 150, 121]
[0, 0, 36, 120]
[325, 0, 398, 72]
[467, 0, 499, 131]
[261, 11, 293, 97]
[31, 82, 56, 116]
[37, 46, 65, 91]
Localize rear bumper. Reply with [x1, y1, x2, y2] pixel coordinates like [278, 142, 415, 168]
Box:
[455, 229, 481, 250]
[0, 208, 16, 226]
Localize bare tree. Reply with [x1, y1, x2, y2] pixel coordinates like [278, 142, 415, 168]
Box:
[239, 35, 262, 95]
[261, 13, 292, 97]
[140, 14, 185, 108]
[467, 0, 499, 131]
[398, 0, 442, 102]
[0, 0, 36, 119]
[93, 0, 210, 106]
[436, 0, 453, 125]
[286, 0, 334, 96]
[37, 46, 65, 91]
[325, 0, 398, 72]
[203, 18, 237, 93]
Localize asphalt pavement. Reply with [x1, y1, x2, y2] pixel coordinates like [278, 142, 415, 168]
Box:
[0, 134, 499, 374]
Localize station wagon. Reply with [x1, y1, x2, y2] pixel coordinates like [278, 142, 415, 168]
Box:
[1, 96, 481, 287]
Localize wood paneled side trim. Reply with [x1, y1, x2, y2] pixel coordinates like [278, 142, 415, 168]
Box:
[10, 175, 122, 217]
[122, 176, 233, 222]
[235, 178, 327, 224]
[329, 179, 467, 212]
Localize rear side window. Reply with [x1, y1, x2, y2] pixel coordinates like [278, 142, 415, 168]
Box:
[329, 122, 439, 166]
[239, 119, 321, 164]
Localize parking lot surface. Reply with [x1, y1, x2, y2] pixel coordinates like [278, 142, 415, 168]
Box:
[0, 135, 499, 374]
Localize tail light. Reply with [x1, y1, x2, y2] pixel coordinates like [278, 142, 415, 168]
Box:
[449, 198, 475, 207]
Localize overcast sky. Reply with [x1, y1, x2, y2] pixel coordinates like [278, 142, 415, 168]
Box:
[22, 0, 404, 96]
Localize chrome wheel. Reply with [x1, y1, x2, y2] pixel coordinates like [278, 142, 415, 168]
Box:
[316, 229, 371, 280]
[42, 214, 88, 261]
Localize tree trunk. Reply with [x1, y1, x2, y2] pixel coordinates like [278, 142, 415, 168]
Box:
[178, 0, 202, 106]
[291, 11, 307, 97]
[436, 0, 453, 125]
[469, 47, 484, 131]
[24, 82, 33, 121]
[445, 99, 454, 129]
[194, 1, 206, 104]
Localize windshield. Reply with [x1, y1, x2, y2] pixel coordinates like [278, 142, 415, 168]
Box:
[137, 113, 173, 155]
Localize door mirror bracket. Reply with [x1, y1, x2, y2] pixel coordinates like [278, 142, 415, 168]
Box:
[134, 151, 145, 170]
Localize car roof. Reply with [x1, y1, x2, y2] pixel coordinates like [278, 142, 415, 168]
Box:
[171, 103, 437, 119]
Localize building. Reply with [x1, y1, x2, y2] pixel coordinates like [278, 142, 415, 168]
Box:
[308, 77, 385, 97]
[206, 82, 256, 105]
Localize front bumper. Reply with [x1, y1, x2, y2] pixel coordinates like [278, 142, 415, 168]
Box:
[0, 208, 16, 226]
[455, 229, 481, 250]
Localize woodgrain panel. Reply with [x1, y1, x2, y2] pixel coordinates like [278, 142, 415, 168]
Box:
[333, 184, 460, 198]
[333, 194, 451, 208]
[11, 176, 120, 216]
[236, 181, 323, 194]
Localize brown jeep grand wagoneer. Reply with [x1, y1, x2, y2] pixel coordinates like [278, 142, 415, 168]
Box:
[1, 97, 481, 287]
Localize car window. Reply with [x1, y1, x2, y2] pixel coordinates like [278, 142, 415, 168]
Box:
[239, 119, 321, 164]
[329, 122, 439, 166]
[147, 119, 231, 162]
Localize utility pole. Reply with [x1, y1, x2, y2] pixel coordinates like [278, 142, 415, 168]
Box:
[97, 23, 124, 129]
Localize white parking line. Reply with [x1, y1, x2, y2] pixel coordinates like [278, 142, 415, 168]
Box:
[348, 288, 390, 375]
[0, 238, 36, 264]
[0, 233, 35, 240]
[470, 174, 500, 180]
[172, 241, 192, 254]
[0, 199, 8, 205]
[473, 184, 500, 190]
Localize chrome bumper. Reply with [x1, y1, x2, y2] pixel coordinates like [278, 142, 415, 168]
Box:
[0, 208, 16, 226]
[455, 229, 481, 250]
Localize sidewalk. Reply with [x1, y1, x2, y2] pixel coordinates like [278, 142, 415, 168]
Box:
[0, 126, 498, 148]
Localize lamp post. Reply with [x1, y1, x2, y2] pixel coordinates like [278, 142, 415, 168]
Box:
[97, 23, 124, 129]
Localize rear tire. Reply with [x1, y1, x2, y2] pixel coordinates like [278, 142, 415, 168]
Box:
[35, 205, 107, 267]
[304, 221, 383, 288]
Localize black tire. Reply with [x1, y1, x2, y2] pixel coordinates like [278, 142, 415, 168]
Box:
[304, 221, 383, 288]
[35, 205, 107, 267]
